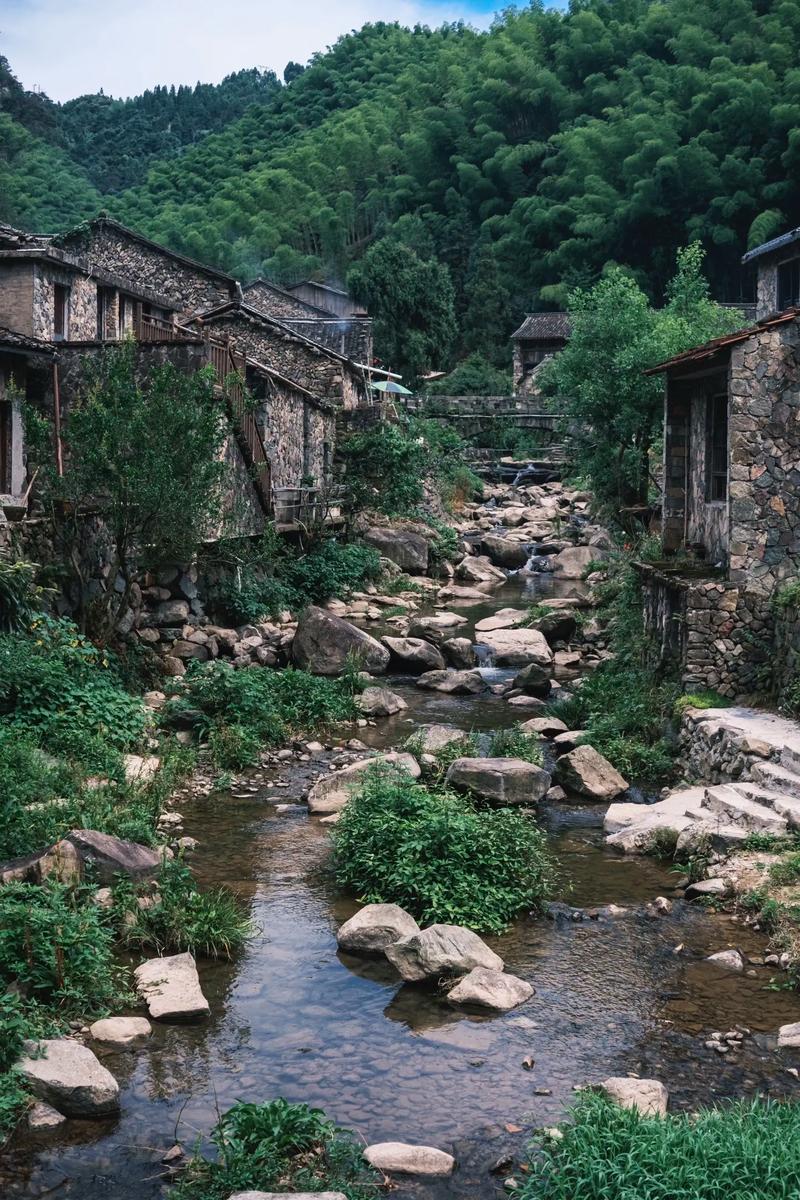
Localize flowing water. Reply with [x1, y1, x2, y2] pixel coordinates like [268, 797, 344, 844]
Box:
[6, 572, 800, 1199]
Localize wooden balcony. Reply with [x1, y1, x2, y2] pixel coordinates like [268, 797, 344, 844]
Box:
[204, 339, 272, 514]
[133, 312, 181, 342]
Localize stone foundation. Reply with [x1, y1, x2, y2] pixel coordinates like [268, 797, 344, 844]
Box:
[679, 706, 780, 784]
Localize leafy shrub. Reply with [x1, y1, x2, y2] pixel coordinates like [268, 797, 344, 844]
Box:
[0, 559, 47, 633]
[333, 766, 556, 932]
[769, 853, 800, 888]
[405, 730, 478, 785]
[173, 1098, 378, 1200]
[115, 858, 251, 959]
[489, 725, 543, 765]
[774, 580, 800, 610]
[517, 1094, 800, 1200]
[0, 881, 125, 1015]
[645, 826, 679, 860]
[174, 661, 357, 767]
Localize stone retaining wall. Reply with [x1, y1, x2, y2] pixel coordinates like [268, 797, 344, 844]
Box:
[679, 707, 779, 784]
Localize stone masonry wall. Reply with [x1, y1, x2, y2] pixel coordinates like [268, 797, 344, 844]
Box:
[679, 706, 780, 784]
[32, 264, 97, 341]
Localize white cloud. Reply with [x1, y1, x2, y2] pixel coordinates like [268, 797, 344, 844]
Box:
[2, 0, 495, 101]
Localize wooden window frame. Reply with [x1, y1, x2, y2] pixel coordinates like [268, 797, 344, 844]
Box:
[705, 390, 728, 503]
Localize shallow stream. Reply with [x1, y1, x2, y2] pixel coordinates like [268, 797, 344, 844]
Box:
[6, 572, 800, 1199]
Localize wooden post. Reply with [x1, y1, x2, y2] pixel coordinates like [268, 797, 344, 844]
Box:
[52, 360, 64, 477]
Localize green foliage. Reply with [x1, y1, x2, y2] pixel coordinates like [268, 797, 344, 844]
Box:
[517, 1094, 800, 1200]
[114, 857, 251, 960]
[173, 1098, 378, 1200]
[546, 245, 743, 511]
[489, 725, 543, 765]
[0, 559, 47, 633]
[645, 827, 680, 861]
[44, 343, 230, 642]
[426, 354, 511, 397]
[405, 731, 478, 786]
[769, 853, 800, 888]
[333, 765, 556, 933]
[174, 661, 356, 767]
[775, 580, 800, 609]
[0, 881, 124, 1015]
[674, 691, 733, 717]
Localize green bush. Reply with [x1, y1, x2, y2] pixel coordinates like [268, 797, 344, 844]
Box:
[0, 881, 125, 1015]
[333, 765, 556, 932]
[405, 730, 478, 785]
[674, 690, 732, 717]
[115, 858, 251, 959]
[173, 661, 357, 768]
[0, 558, 47, 634]
[173, 1098, 378, 1200]
[517, 1094, 800, 1200]
[489, 725, 543, 765]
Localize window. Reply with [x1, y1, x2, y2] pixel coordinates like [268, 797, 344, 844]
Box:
[53, 284, 70, 340]
[520, 340, 562, 372]
[778, 258, 800, 310]
[705, 391, 728, 502]
[96, 286, 116, 339]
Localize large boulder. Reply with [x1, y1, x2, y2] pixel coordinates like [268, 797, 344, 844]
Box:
[477, 627, 553, 668]
[441, 637, 476, 670]
[599, 1077, 668, 1117]
[64, 830, 163, 885]
[356, 687, 407, 718]
[447, 967, 533, 1012]
[381, 636, 445, 673]
[385, 924, 503, 982]
[520, 717, 569, 739]
[363, 1143, 454, 1177]
[134, 952, 210, 1022]
[553, 545, 605, 578]
[408, 613, 468, 643]
[474, 608, 528, 633]
[410, 724, 471, 755]
[307, 753, 421, 815]
[362, 527, 429, 574]
[480, 534, 530, 570]
[514, 662, 552, 698]
[336, 903, 420, 953]
[292, 606, 389, 676]
[533, 610, 579, 645]
[457, 555, 507, 587]
[17, 1038, 120, 1117]
[445, 757, 551, 806]
[556, 745, 629, 800]
[416, 669, 486, 695]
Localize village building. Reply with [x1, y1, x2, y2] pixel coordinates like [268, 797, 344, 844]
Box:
[641, 230, 800, 697]
[511, 312, 571, 396]
[242, 279, 372, 363]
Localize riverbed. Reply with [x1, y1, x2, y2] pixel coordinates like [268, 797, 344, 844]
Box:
[6, 573, 800, 1199]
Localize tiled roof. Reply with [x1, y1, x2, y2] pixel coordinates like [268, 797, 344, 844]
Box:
[645, 307, 799, 375]
[512, 312, 572, 340]
[0, 326, 54, 355]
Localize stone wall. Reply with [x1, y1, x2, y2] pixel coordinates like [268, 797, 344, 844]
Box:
[59, 222, 235, 319]
[31, 264, 97, 341]
[679, 706, 780, 784]
[254, 376, 335, 490]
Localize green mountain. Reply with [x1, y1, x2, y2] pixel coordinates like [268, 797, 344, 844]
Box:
[3, 0, 800, 370]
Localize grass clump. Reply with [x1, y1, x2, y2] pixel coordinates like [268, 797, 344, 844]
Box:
[404, 730, 478, 785]
[489, 725, 543, 765]
[114, 857, 251, 960]
[769, 853, 800, 888]
[517, 1094, 800, 1200]
[172, 1098, 378, 1200]
[674, 690, 733, 717]
[169, 660, 358, 769]
[333, 765, 556, 933]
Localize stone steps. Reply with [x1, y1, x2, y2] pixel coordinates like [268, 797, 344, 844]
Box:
[728, 781, 800, 829]
[700, 785, 788, 834]
[750, 760, 800, 799]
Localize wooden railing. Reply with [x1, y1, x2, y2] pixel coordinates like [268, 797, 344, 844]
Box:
[204, 339, 272, 513]
[133, 312, 181, 342]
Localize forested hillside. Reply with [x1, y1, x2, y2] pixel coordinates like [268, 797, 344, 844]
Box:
[4, 0, 800, 372]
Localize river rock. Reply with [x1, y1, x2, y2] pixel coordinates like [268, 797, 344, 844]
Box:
[555, 745, 629, 800]
[228, 1194, 348, 1200]
[534, 611, 579, 644]
[446, 967, 533, 1012]
[411, 725, 471, 754]
[17, 1039, 120, 1117]
[134, 952, 210, 1022]
[123, 754, 161, 785]
[705, 949, 744, 972]
[477, 628, 553, 668]
[445, 757, 551, 806]
[364, 1142, 455, 1176]
[416, 669, 486, 694]
[520, 716, 568, 738]
[0, 840, 82, 886]
[337, 903, 420, 953]
[27, 1102, 67, 1130]
[778, 1022, 800, 1047]
[292, 606, 389, 676]
[356, 687, 407, 717]
[64, 829, 163, 885]
[474, 608, 528, 633]
[441, 637, 476, 669]
[381, 636, 445, 673]
[553, 545, 605, 578]
[599, 1076, 668, 1117]
[514, 662, 552, 697]
[385, 924, 503, 982]
[685, 878, 731, 899]
[481, 535, 530, 570]
[307, 753, 421, 814]
[408, 613, 468, 643]
[89, 1016, 153, 1048]
[457, 555, 506, 586]
[552, 729, 588, 754]
[362, 527, 429, 574]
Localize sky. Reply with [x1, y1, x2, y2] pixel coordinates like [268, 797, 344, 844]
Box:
[2, 0, 506, 102]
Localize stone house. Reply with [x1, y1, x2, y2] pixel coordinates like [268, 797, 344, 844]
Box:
[641, 231, 800, 697]
[511, 312, 571, 396]
[242, 279, 372, 364]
